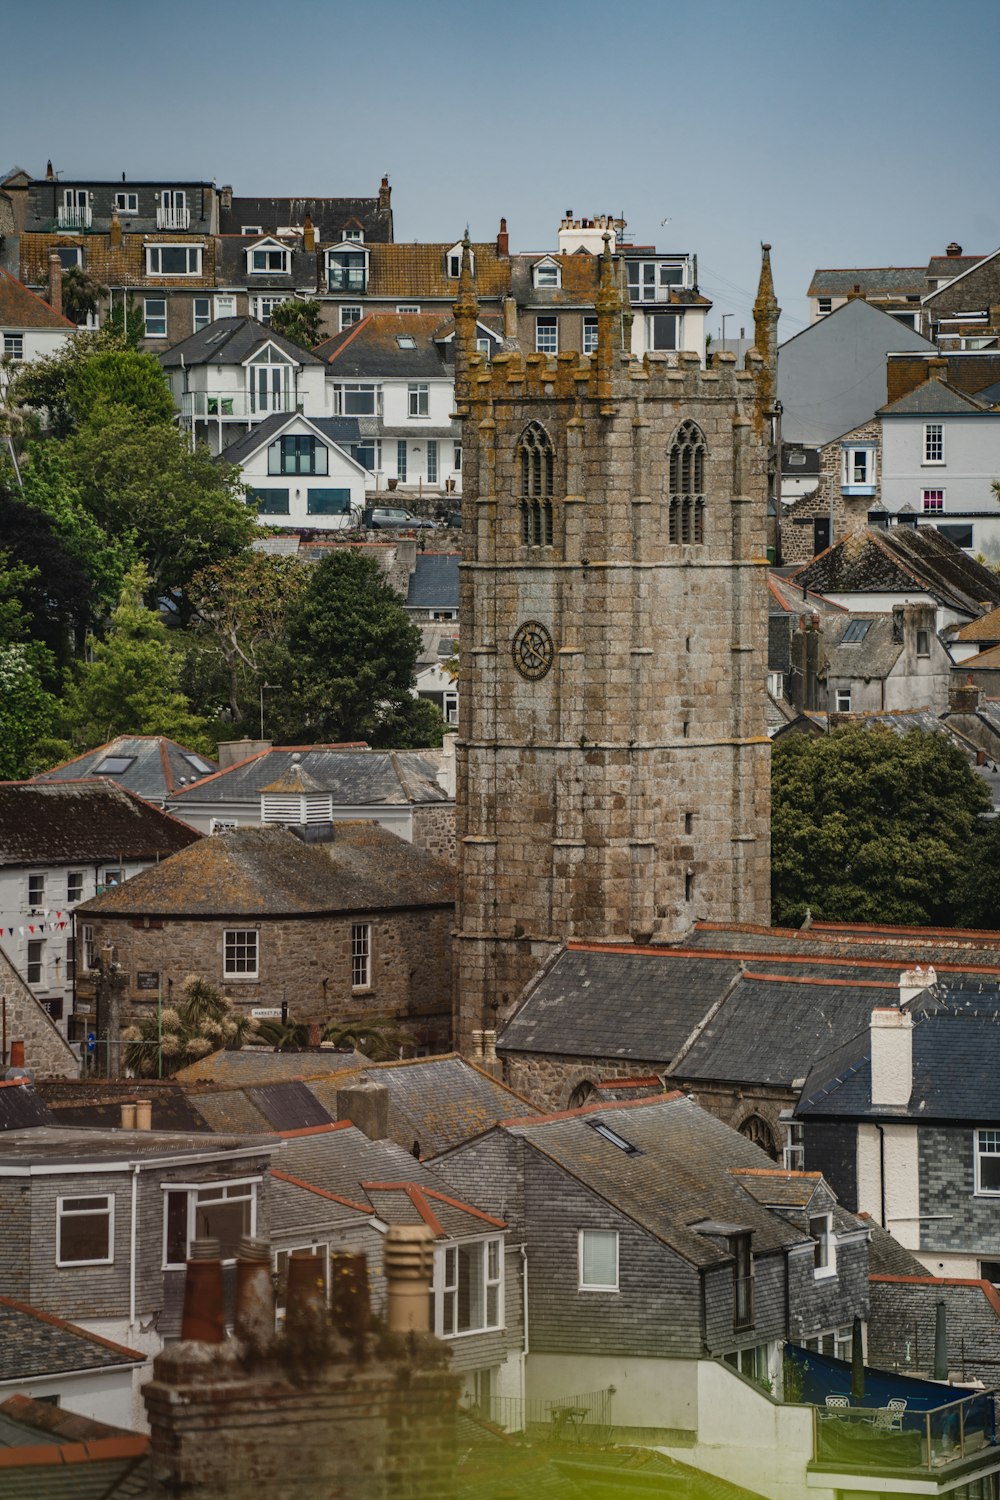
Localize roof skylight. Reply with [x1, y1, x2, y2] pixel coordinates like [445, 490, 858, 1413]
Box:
[587, 1119, 641, 1155]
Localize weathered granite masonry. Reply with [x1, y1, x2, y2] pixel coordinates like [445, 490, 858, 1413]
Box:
[451, 238, 774, 1047]
[782, 418, 881, 565]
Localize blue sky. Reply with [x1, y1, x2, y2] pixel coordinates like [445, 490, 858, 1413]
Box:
[5, 0, 997, 337]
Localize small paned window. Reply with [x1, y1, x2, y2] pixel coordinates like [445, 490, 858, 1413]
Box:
[916, 629, 931, 656]
[3, 334, 24, 360]
[115, 191, 139, 213]
[397, 440, 408, 482]
[535, 316, 558, 354]
[144, 298, 167, 338]
[426, 440, 438, 484]
[924, 423, 944, 463]
[58, 1194, 114, 1265]
[518, 423, 554, 547]
[67, 872, 84, 905]
[668, 421, 707, 544]
[193, 296, 211, 332]
[340, 305, 362, 329]
[835, 687, 853, 712]
[731, 1233, 753, 1328]
[28, 874, 45, 909]
[224, 928, 258, 978]
[583, 317, 599, 355]
[975, 1130, 1000, 1193]
[579, 1229, 618, 1290]
[408, 383, 429, 417]
[26, 940, 44, 985]
[817, 297, 832, 315]
[923, 488, 945, 513]
[351, 923, 371, 989]
[534, 261, 560, 288]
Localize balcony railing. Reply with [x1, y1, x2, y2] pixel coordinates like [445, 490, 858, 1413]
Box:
[157, 206, 191, 230]
[57, 206, 92, 229]
[181, 390, 296, 420]
[812, 1389, 996, 1475]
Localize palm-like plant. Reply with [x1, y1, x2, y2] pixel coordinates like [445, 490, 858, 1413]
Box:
[121, 974, 259, 1076]
[60, 267, 107, 327]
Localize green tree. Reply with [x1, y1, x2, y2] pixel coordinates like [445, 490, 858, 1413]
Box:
[19, 441, 135, 622]
[63, 563, 212, 751]
[189, 553, 306, 721]
[10, 328, 165, 436]
[0, 487, 96, 669]
[121, 974, 260, 1077]
[286, 549, 443, 747]
[63, 404, 255, 610]
[955, 816, 1000, 929]
[268, 299, 324, 350]
[0, 643, 65, 778]
[772, 725, 992, 927]
[60, 266, 107, 327]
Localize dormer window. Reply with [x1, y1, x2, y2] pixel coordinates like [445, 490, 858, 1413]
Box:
[146, 244, 202, 276]
[248, 239, 291, 274]
[343, 227, 364, 242]
[241, 225, 263, 235]
[533, 258, 561, 289]
[447, 243, 473, 279]
[328, 247, 368, 293]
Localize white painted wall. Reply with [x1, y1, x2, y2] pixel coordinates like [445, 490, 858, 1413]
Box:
[881, 413, 1000, 517]
[526, 1351, 698, 1432]
[857, 1123, 922, 1251]
[819, 593, 964, 634]
[0, 1365, 141, 1431]
[164, 794, 415, 842]
[235, 416, 368, 530]
[0, 859, 157, 1033]
[659, 1360, 827, 1500]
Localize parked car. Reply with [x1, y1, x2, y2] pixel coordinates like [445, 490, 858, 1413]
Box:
[362, 507, 439, 531]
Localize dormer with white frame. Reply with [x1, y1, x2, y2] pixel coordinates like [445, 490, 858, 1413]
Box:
[445, 242, 473, 280]
[245, 237, 293, 276]
[327, 241, 370, 294]
[242, 339, 300, 417]
[532, 256, 562, 290]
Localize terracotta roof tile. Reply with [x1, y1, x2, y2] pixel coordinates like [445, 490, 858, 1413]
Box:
[367, 243, 510, 300]
[19, 232, 217, 290]
[0, 268, 75, 329]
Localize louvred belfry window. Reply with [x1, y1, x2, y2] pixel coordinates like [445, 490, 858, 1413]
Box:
[518, 423, 554, 547]
[668, 421, 707, 544]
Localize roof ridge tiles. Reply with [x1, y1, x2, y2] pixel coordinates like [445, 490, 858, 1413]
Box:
[361, 1180, 506, 1228]
[269, 1169, 370, 1214]
[0, 1296, 145, 1360]
[276, 1121, 351, 1138]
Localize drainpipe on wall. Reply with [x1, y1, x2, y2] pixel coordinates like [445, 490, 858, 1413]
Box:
[129, 1162, 140, 1330]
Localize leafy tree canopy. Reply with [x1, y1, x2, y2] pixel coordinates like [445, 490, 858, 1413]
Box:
[63, 563, 213, 752]
[286, 549, 443, 747]
[122, 974, 260, 1077]
[0, 489, 95, 668]
[62, 404, 255, 608]
[0, 643, 66, 779]
[772, 725, 992, 927]
[10, 328, 171, 436]
[267, 299, 324, 350]
[189, 553, 306, 722]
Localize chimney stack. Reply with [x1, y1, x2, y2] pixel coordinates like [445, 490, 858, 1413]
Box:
[870, 1007, 913, 1107]
[109, 205, 122, 247]
[379, 174, 391, 214]
[899, 964, 936, 1007]
[234, 1236, 274, 1347]
[180, 1239, 225, 1343]
[384, 1224, 435, 1334]
[302, 213, 315, 253]
[220, 184, 233, 212]
[949, 674, 982, 714]
[927, 357, 949, 382]
[46, 160, 55, 181]
[496, 216, 509, 257]
[946, 242, 963, 258]
[9, 1040, 25, 1070]
[120, 1102, 136, 1130]
[335, 1076, 389, 1141]
[48, 251, 62, 317]
[135, 1098, 152, 1130]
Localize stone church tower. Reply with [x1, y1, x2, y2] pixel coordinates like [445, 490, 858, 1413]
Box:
[452, 237, 776, 1048]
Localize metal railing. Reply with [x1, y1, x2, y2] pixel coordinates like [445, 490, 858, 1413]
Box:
[813, 1388, 996, 1473]
[157, 206, 191, 230]
[472, 1388, 613, 1440]
[57, 206, 92, 229]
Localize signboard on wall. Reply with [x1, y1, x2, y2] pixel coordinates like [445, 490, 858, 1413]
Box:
[136, 971, 160, 991]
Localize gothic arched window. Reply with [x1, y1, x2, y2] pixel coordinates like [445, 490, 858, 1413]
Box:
[668, 421, 707, 544]
[517, 422, 554, 547]
[739, 1114, 778, 1160]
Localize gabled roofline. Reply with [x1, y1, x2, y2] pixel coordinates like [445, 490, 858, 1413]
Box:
[360, 1180, 507, 1232]
[0, 267, 77, 330]
[777, 294, 936, 356]
[923, 245, 1000, 305]
[0, 1295, 146, 1362]
[270, 1168, 370, 1215]
[239, 338, 300, 368]
[220, 412, 371, 476]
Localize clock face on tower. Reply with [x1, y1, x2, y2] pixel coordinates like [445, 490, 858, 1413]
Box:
[512, 620, 555, 680]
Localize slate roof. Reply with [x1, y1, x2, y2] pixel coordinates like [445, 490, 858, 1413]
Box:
[0, 1126, 276, 1167]
[0, 781, 200, 867]
[807, 268, 926, 298]
[158, 316, 323, 368]
[405, 552, 459, 610]
[213, 237, 320, 292]
[34, 1080, 206, 1134]
[767, 572, 847, 618]
[508, 253, 602, 307]
[0, 268, 74, 329]
[790, 527, 1000, 616]
[973, 379, 1000, 407]
[0, 1081, 53, 1132]
[314, 311, 453, 378]
[798, 998, 1000, 1122]
[0, 1299, 144, 1381]
[77, 822, 454, 919]
[863, 1217, 930, 1277]
[168, 745, 449, 808]
[218, 412, 361, 467]
[305, 1053, 540, 1156]
[173, 1047, 364, 1084]
[219, 195, 391, 242]
[498, 947, 742, 1062]
[271, 1122, 501, 1237]
[507, 1095, 815, 1266]
[821, 614, 903, 681]
[926, 254, 986, 283]
[33, 736, 218, 803]
[879, 379, 991, 415]
[0, 1395, 150, 1498]
[686, 919, 1000, 967]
